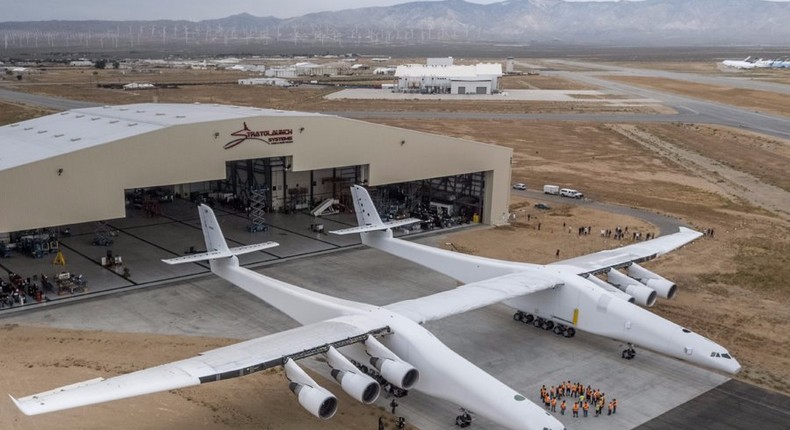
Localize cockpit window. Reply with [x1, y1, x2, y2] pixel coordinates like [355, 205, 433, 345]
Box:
[682, 328, 691, 333]
[710, 352, 732, 359]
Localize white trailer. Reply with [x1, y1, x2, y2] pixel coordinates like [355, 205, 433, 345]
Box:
[543, 185, 560, 195]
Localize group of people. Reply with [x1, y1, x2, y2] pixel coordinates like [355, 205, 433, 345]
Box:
[540, 381, 618, 419]
[562, 222, 653, 242]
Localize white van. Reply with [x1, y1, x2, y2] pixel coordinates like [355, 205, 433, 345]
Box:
[559, 188, 583, 199]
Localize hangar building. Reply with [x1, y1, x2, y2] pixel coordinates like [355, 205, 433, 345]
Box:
[394, 63, 503, 95]
[0, 103, 512, 236]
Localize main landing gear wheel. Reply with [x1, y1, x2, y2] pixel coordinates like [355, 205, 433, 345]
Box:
[622, 343, 636, 360]
[513, 311, 575, 338]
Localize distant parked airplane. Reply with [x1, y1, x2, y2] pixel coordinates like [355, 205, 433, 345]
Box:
[721, 56, 756, 69]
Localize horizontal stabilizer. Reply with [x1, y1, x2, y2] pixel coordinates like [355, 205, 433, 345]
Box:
[330, 218, 421, 236]
[162, 241, 279, 265]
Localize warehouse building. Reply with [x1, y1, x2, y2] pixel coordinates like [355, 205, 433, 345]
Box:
[0, 103, 513, 236]
[394, 61, 503, 95]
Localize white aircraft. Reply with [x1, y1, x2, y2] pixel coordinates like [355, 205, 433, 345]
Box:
[330, 185, 741, 375]
[10, 185, 740, 429]
[721, 57, 756, 69]
[11, 204, 565, 430]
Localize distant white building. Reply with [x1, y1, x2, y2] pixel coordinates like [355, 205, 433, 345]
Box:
[394, 63, 503, 95]
[69, 59, 95, 67]
[427, 57, 454, 67]
[374, 67, 396, 75]
[238, 78, 293, 87]
[123, 83, 155, 90]
[264, 67, 298, 78]
[229, 64, 266, 73]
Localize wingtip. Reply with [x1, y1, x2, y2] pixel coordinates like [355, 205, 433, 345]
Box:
[8, 394, 33, 416]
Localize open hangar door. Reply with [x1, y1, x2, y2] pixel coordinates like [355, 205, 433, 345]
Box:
[366, 171, 486, 229]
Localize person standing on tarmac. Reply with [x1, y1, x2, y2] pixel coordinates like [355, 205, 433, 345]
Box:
[560, 400, 566, 415]
[572, 402, 579, 418]
[583, 401, 589, 417]
[608, 401, 613, 416]
[613, 398, 618, 414]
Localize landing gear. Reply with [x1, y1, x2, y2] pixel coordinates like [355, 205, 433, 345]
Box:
[513, 311, 534, 324]
[455, 408, 472, 428]
[512, 312, 575, 338]
[622, 343, 636, 360]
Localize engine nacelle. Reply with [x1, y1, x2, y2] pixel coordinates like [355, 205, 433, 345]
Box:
[284, 359, 338, 420]
[364, 336, 420, 390]
[326, 346, 380, 404]
[607, 269, 657, 307]
[584, 274, 636, 303]
[627, 263, 677, 299]
[370, 357, 420, 390]
[331, 369, 380, 404]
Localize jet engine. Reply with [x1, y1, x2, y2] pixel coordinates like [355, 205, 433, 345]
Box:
[606, 269, 657, 307]
[627, 263, 677, 299]
[364, 336, 420, 390]
[284, 359, 338, 420]
[585, 274, 636, 303]
[326, 346, 380, 404]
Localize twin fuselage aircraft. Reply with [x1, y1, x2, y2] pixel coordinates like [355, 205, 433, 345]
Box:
[11, 185, 739, 430]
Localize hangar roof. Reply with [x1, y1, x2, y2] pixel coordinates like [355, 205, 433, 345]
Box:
[395, 63, 503, 78]
[0, 103, 323, 171]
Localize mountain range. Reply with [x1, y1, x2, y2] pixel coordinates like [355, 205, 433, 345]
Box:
[1, 0, 788, 54]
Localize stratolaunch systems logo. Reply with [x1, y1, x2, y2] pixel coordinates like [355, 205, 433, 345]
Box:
[224, 122, 294, 149]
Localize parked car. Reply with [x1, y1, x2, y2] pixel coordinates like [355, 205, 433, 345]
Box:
[512, 183, 527, 190]
[534, 203, 551, 210]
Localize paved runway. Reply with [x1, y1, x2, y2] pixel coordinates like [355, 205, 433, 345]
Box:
[636, 379, 790, 430]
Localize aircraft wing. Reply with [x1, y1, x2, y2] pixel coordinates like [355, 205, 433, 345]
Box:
[554, 227, 703, 275]
[385, 270, 562, 324]
[11, 316, 388, 416]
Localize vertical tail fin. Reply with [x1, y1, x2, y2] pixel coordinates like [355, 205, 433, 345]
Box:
[350, 185, 384, 227]
[198, 204, 231, 254]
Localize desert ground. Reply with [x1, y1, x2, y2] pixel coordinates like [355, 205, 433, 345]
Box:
[1, 58, 789, 428]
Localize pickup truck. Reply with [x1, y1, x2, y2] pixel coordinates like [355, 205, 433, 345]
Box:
[559, 188, 583, 199]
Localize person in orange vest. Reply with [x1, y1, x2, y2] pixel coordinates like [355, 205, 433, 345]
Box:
[551, 397, 557, 412]
[583, 401, 589, 417]
[571, 383, 577, 397]
[560, 400, 567, 415]
[613, 398, 618, 414]
[608, 401, 613, 416]
[572, 401, 579, 418]
[544, 393, 551, 410]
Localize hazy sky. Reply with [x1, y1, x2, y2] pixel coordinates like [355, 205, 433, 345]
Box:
[1, 0, 785, 22]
